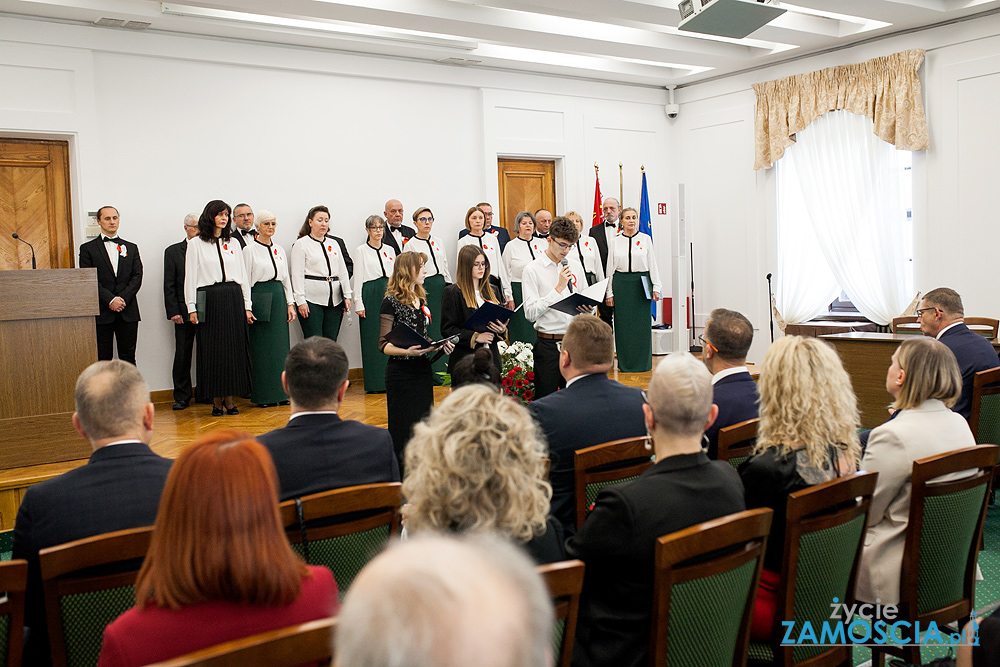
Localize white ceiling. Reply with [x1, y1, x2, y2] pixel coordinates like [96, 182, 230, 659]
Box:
[2, 0, 998, 88]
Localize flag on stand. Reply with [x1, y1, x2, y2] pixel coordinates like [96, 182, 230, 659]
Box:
[638, 171, 657, 321]
[592, 173, 603, 227]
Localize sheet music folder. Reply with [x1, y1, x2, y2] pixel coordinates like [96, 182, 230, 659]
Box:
[549, 278, 610, 316]
[461, 301, 521, 333]
[384, 323, 457, 350]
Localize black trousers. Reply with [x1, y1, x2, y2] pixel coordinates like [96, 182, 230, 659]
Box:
[96, 316, 138, 364]
[172, 321, 197, 404]
[533, 337, 566, 399]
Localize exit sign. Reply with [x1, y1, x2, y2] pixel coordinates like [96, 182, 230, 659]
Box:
[657, 203, 667, 215]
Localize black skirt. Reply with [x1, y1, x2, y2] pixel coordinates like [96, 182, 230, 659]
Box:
[196, 282, 252, 398]
[385, 356, 434, 472]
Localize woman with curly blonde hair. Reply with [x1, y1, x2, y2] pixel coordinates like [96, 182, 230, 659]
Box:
[402, 385, 564, 563]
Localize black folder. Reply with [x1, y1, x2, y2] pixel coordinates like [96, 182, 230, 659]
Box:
[385, 323, 458, 350]
[549, 278, 610, 316]
[461, 301, 521, 333]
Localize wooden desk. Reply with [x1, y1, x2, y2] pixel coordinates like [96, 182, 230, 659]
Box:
[785, 321, 877, 338]
[820, 332, 1000, 428]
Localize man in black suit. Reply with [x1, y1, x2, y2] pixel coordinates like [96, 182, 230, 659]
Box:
[566, 352, 745, 667]
[163, 213, 200, 410]
[231, 202, 257, 249]
[78, 205, 143, 364]
[588, 197, 620, 328]
[529, 315, 645, 535]
[257, 337, 399, 500]
[381, 198, 415, 255]
[457, 201, 511, 251]
[533, 208, 552, 239]
[12, 361, 172, 665]
[702, 308, 759, 458]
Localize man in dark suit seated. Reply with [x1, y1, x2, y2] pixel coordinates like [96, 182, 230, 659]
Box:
[701, 308, 759, 459]
[258, 337, 399, 500]
[529, 314, 645, 536]
[12, 361, 172, 666]
[162, 213, 200, 410]
[566, 352, 746, 667]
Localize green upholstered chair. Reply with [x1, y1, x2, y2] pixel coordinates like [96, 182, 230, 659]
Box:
[39, 526, 153, 667]
[718, 418, 760, 470]
[279, 482, 402, 600]
[536, 560, 585, 667]
[746, 471, 877, 667]
[969, 368, 1000, 447]
[0, 530, 12, 562]
[649, 508, 772, 667]
[869, 445, 997, 667]
[573, 437, 654, 530]
[0, 559, 27, 667]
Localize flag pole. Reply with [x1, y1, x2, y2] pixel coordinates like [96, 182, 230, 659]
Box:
[618, 162, 623, 207]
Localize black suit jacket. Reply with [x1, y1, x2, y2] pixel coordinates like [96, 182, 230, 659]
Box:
[704, 371, 760, 459]
[440, 284, 500, 375]
[163, 239, 189, 319]
[258, 413, 399, 500]
[566, 452, 745, 667]
[79, 236, 143, 323]
[938, 323, 1000, 419]
[324, 234, 355, 278]
[232, 228, 257, 249]
[529, 373, 646, 535]
[382, 224, 416, 256]
[588, 223, 617, 271]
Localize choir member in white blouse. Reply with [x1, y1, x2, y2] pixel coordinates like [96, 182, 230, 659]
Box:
[502, 211, 544, 344]
[184, 199, 254, 416]
[401, 207, 453, 374]
[456, 205, 514, 310]
[603, 206, 662, 373]
[243, 210, 295, 406]
[290, 205, 353, 343]
[354, 214, 396, 393]
[566, 210, 605, 286]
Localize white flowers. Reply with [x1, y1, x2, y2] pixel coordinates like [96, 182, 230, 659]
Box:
[498, 341, 534, 373]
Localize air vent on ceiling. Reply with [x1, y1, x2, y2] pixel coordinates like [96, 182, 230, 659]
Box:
[93, 17, 151, 30]
[436, 57, 482, 66]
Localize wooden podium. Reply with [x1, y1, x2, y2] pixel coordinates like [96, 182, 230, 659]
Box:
[0, 269, 99, 469]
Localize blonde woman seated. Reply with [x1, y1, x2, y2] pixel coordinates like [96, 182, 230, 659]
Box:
[402, 384, 564, 564]
[739, 335, 861, 640]
[856, 337, 974, 605]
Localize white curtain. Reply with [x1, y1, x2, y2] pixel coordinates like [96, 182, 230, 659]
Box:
[776, 110, 913, 326]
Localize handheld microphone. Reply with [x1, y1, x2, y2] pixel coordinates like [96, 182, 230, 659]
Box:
[560, 257, 574, 292]
[11, 233, 37, 269]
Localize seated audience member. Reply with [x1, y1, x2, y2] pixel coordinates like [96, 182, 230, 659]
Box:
[856, 337, 974, 605]
[97, 431, 339, 667]
[336, 534, 553, 667]
[529, 314, 645, 535]
[403, 385, 564, 564]
[13, 360, 172, 666]
[701, 308, 759, 459]
[739, 336, 860, 640]
[566, 352, 745, 667]
[257, 337, 399, 500]
[450, 346, 502, 390]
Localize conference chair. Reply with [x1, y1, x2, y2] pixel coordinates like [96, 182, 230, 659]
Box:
[573, 437, 654, 529]
[889, 316, 920, 334]
[0, 530, 12, 561]
[718, 418, 760, 469]
[0, 559, 27, 667]
[536, 560, 585, 667]
[868, 446, 996, 667]
[964, 317, 999, 340]
[969, 367, 1000, 503]
[39, 526, 154, 667]
[280, 482, 402, 599]
[649, 508, 772, 667]
[746, 471, 877, 667]
[144, 617, 336, 667]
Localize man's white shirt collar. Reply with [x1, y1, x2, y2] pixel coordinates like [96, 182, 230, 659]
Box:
[103, 439, 141, 448]
[936, 322, 962, 339]
[712, 366, 748, 385]
[566, 372, 600, 388]
[289, 410, 338, 422]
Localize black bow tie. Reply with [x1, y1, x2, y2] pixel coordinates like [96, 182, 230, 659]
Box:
[242, 229, 257, 237]
[103, 236, 121, 243]
[606, 222, 617, 228]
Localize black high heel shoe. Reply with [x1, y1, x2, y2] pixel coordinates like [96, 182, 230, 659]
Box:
[226, 405, 239, 415]
[212, 406, 224, 417]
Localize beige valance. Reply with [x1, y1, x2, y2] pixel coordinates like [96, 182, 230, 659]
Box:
[752, 49, 929, 170]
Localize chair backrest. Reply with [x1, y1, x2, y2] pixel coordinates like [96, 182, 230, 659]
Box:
[650, 508, 772, 667]
[717, 418, 759, 469]
[536, 560, 584, 667]
[573, 437, 654, 529]
[0, 530, 13, 562]
[39, 526, 154, 667]
[899, 445, 997, 623]
[963, 317, 999, 340]
[890, 316, 920, 334]
[769, 471, 877, 667]
[144, 617, 336, 667]
[0, 559, 28, 667]
[969, 368, 1000, 447]
[279, 482, 402, 599]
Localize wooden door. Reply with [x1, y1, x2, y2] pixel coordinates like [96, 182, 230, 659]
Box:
[497, 159, 556, 237]
[0, 139, 74, 270]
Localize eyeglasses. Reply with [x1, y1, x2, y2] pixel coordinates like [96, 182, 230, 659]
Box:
[473, 261, 488, 268]
[367, 225, 385, 231]
[698, 334, 718, 354]
[552, 240, 573, 250]
[915, 307, 938, 318]
[417, 216, 434, 223]
[234, 213, 252, 219]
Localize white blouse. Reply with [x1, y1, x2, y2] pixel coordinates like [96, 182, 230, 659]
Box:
[605, 231, 662, 298]
[502, 236, 545, 282]
[243, 239, 294, 305]
[574, 236, 606, 285]
[290, 235, 353, 307]
[352, 242, 396, 314]
[401, 235, 452, 282]
[184, 236, 253, 312]
[457, 233, 512, 301]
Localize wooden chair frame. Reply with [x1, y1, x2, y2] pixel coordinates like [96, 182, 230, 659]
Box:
[145, 617, 336, 667]
[871, 445, 997, 667]
[39, 526, 154, 667]
[536, 560, 585, 667]
[963, 317, 999, 340]
[278, 482, 403, 546]
[573, 437, 653, 529]
[650, 508, 772, 667]
[889, 316, 919, 334]
[0, 559, 28, 667]
[718, 418, 760, 467]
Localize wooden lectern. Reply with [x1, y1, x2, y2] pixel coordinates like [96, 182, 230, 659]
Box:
[0, 269, 99, 468]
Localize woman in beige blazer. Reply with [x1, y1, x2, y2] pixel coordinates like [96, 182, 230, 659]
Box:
[856, 337, 975, 605]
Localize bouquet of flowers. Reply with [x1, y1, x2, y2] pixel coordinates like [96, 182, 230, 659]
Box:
[497, 340, 535, 404]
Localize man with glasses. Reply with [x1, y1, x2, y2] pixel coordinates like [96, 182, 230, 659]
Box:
[457, 202, 510, 251]
[589, 197, 620, 328]
[231, 203, 256, 249]
[701, 308, 759, 458]
[382, 198, 415, 255]
[162, 213, 200, 410]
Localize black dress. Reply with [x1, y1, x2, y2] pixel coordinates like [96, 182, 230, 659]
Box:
[439, 284, 501, 376]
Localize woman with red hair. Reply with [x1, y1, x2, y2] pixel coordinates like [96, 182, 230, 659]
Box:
[97, 431, 338, 667]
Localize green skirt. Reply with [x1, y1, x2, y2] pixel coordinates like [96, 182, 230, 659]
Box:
[249, 280, 290, 404]
[509, 282, 537, 345]
[360, 277, 389, 392]
[424, 274, 447, 374]
[613, 271, 652, 373]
